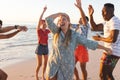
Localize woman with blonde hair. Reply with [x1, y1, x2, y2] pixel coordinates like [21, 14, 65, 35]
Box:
[45, 11, 112, 80]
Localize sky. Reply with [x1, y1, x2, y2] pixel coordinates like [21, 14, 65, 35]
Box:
[0, 0, 120, 25]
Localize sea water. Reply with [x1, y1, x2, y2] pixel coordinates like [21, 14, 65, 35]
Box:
[0, 23, 102, 68]
[0, 24, 53, 68]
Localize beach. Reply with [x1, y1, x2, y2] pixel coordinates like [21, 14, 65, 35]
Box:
[0, 25, 120, 80]
[2, 49, 120, 80]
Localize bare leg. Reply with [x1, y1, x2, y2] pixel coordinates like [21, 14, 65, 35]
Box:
[42, 55, 48, 80]
[80, 62, 87, 80]
[0, 69, 8, 80]
[74, 61, 80, 80]
[35, 55, 42, 80]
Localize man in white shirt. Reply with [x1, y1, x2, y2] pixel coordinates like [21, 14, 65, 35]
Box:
[88, 3, 120, 80]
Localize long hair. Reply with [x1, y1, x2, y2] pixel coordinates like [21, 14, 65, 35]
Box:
[53, 24, 72, 47]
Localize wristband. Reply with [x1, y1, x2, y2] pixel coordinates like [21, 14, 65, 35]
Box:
[15, 25, 19, 29]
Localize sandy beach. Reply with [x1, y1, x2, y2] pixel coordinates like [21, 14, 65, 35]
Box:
[2, 49, 120, 80]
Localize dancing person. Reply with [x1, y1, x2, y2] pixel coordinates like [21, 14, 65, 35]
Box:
[35, 6, 50, 80]
[88, 3, 120, 80]
[0, 19, 27, 80]
[45, 11, 112, 80]
[74, 0, 90, 80]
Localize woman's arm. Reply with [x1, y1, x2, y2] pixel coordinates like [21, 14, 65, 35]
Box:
[45, 13, 64, 34]
[97, 44, 112, 55]
[75, 0, 87, 25]
[37, 6, 47, 29]
[76, 33, 112, 55]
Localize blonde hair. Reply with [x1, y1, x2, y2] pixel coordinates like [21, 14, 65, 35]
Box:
[53, 24, 72, 47]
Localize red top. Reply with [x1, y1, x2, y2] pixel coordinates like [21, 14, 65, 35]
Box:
[37, 29, 50, 44]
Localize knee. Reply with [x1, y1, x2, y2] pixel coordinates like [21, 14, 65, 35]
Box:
[99, 73, 102, 79]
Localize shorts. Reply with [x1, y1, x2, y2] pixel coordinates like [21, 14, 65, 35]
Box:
[35, 44, 49, 55]
[101, 53, 119, 68]
[74, 45, 89, 62]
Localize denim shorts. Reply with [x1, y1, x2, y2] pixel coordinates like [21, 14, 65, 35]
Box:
[35, 44, 49, 55]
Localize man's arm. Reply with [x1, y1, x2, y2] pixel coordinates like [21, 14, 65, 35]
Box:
[93, 30, 119, 43]
[0, 26, 16, 33]
[0, 25, 27, 33]
[88, 5, 103, 31]
[0, 30, 20, 39]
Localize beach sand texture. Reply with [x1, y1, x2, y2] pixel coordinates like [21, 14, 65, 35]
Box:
[2, 49, 120, 80]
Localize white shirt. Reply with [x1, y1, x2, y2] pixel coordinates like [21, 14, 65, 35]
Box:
[104, 16, 120, 57]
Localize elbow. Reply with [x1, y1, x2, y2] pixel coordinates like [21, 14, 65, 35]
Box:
[91, 28, 97, 31]
[112, 39, 117, 43]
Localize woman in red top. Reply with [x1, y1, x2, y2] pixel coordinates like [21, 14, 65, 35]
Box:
[35, 6, 50, 80]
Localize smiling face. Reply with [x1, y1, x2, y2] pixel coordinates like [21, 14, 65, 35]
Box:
[102, 7, 110, 21]
[58, 14, 70, 31]
[102, 3, 114, 21]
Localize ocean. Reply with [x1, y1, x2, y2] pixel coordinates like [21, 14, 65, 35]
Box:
[0, 23, 102, 68]
[0, 24, 53, 68]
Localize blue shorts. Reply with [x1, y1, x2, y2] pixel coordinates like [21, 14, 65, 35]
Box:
[35, 44, 49, 55]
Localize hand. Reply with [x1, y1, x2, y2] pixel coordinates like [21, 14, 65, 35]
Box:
[74, 0, 81, 8]
[88, 5, 94, 16]
[43, 6, 47, 12]
[105, 48, 112, 55]
[17, 26, 28, 32]
[92, 35, 101, 41]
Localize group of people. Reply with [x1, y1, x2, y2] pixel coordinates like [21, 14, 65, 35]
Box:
[0, 0, 120, 80]
[35, 0, 120, 80]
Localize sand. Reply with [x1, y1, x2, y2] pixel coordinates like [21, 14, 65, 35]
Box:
[2, 49, 120, 80]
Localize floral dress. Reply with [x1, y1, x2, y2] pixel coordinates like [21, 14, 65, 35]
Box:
[45, 18, 98, 80]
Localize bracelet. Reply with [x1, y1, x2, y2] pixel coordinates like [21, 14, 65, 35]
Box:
[15, 25, 19, 29]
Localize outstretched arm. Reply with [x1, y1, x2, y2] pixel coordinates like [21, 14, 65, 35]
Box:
[75, 0, 87, 25]
[37, 6, 47, 29]
[0, 25, 27, 33]
[88, 5, 103, 31]
[0, 25, 28, 39]
[0, 30, 20, 39]
[97, 44, 112, 55]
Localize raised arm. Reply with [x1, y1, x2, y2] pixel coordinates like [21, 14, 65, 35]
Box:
[45, 13, 64, 34]
[88, 5, 103, 31]
[46, 13, 63, 21]
[75, 0, 87, 25]
[37, 6, 47, 29]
